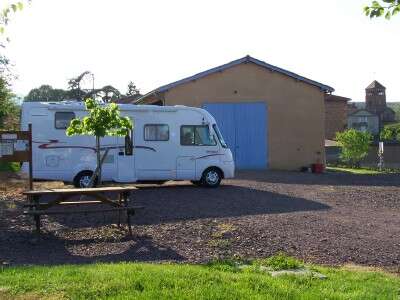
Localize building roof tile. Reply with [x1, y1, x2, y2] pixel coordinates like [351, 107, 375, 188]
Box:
[366, 80, 386, 90]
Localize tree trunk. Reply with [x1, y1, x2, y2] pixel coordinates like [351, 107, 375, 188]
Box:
[96, 136, 101, 184]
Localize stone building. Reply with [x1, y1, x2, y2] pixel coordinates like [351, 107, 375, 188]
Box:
[347, 80, 396, 135]
[324, 95, 350, 140]
[365, 80, 395, 125]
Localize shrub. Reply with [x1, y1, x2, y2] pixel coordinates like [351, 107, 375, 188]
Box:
[260, 252, 302, 271]
[336, 129, 372, 167]
[380, 123, 400, 141]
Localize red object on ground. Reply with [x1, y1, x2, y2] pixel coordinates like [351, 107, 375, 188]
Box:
[312, 163, 324, 174]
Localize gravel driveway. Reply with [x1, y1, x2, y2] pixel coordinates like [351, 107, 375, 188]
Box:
[1, 171, 399, 270]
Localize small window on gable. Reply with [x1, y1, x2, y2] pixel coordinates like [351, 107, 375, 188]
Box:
[55, 112, 75, 129]
[144, 124, 169, 141]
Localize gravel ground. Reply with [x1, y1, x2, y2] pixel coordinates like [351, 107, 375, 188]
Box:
[0, 170, 399, 271]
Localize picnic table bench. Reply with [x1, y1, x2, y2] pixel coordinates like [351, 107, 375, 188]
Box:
[23, 187, 142, 235]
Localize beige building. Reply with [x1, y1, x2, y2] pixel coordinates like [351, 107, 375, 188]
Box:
[135, 56, 334, 170]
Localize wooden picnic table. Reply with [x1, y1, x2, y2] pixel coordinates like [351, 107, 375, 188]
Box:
[23, 187, 142, 235]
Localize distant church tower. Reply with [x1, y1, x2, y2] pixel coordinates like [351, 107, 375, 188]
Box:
[365, 80, 386, 116]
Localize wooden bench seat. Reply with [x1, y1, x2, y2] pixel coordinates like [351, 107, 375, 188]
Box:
[23, 205, 144, 215]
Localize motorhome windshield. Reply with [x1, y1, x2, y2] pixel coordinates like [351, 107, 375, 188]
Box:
[213, 124, 227, 148]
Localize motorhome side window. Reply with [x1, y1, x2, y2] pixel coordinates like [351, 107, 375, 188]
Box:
[144, 124, 169, 141]
[180, 125, 216, 146]
[55, 112, 75, 129]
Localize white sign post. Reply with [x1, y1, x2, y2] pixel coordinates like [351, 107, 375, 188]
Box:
[378, 141, 384, 171]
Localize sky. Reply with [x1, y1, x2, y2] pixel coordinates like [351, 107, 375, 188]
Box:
[2, 0, 400, 101]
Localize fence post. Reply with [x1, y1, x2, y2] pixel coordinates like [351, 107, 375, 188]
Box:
[28, 123, 33, 190]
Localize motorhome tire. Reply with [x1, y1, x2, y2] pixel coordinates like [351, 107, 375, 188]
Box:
[201, 168, 222, 188]
[74, 171, 98, 188]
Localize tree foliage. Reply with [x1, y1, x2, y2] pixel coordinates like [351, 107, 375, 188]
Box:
[66, 71, 122, 102]
[24, 84, 67, 102]
[380, 123, 400, 141]
[0, 77, 18, 129]
[26, 74, 140, 103]
[336, 129, 372, 166]
[126, 81, 140, 97]
[97, 85, 121, 103]
[0, 1, 31, 129]
[364, 0, 400, 19]
[66, 99, 133, 184]
[0, 0, 30, 44]
[67, 71, 92, 101]
[66, 99, 132, 138]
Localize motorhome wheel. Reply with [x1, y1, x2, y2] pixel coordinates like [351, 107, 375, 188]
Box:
[74, 171, 98, 188]
[201, 168, 222, 188]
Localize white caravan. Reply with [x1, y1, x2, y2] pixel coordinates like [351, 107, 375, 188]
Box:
[20, 101, 234, 188]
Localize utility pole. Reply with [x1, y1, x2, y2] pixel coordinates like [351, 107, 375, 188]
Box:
[91, 73, 95, 92]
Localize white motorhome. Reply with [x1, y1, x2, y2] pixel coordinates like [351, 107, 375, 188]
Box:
[20, 101, 234, 188]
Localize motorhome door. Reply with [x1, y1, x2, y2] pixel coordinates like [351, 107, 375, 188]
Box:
[116, 130, 136, 182]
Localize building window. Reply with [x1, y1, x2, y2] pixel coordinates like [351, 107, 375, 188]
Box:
[180, 125, 216, 146]
[55, 112, 75, 129]
[144, 124, 169, 141]
[352, 122, 368, 132]
[358, 116, 368, 123]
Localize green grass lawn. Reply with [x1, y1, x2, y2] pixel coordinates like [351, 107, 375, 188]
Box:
[326, 166, 392, 175]
[0, 261, 399, 299]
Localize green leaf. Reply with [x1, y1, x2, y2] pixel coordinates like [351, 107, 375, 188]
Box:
[385, 11, 392, 19]
[3, 8, 10, 18]
[17, 2, 24, 10]
[372, 1, 382, 8]
[392, 6, 400, 15]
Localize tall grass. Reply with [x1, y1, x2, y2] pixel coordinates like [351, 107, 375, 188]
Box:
[0, 260, 398, 299]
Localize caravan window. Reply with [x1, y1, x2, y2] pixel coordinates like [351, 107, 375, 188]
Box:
[55, 112, 75, 129]
[144, 124, 169, 141]
[180, 125, 216, 146]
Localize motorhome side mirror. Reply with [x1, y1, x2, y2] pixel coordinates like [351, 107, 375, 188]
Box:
[125, 134, 133, 156]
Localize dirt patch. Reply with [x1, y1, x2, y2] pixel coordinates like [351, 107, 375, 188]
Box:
[0, 171, 399, 271]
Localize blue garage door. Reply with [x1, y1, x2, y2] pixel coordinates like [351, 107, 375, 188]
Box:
[203, 102, 268, 169]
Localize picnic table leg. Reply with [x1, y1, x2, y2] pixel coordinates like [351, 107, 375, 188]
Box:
[127, 211, 132, 236]
[123, 191, 132, 236]
[117, 193, 122, 228]
[33, 195, 40, 233]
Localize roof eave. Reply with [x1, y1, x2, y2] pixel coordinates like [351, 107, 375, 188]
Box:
[134, 90, 158, 104]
